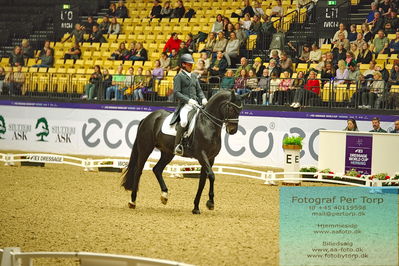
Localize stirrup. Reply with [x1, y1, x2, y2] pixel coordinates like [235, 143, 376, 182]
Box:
[174, 144, 184, 156]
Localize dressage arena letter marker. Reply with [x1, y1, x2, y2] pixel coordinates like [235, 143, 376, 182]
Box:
[280, 187, 398, 266]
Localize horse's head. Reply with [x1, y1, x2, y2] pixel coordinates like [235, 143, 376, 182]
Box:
[222, 90, 249, 134]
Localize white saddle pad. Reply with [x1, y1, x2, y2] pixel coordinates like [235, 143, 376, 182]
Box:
[161, 109, 199, 137]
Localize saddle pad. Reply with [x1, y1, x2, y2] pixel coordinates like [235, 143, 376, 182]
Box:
[161, 109, 198, 137]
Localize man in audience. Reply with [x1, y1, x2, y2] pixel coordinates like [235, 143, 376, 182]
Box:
[369, 12, 385, 35]
[63, 23, 85, 43]
[389, 119, 399, 133]
[88, 25, 107, 43]
[115, 0, 129, 18]
[36, 40, 54, 63]
[163, 33, 182, 53]
[64, 42, 81, 60]
[209, 51, 228, 77]
[168, 49, 180, 71]
[372, 30, 389, 54]
[369, 117, 387, 132]
[385, 9, 399, 30]
[99, 16, 111, 34]
[83, 16, 98, 34]
[279, 52, 293, 74]
[33, 49, 54, 68]
[9, 46, 25, 67]
[149, 0, 162, 19]
[366, 2, 378, 23]
[106, 65, 125, 100]
[5, 66, 25, 95]
[333, 32, 350, 50]
[347, 62, 360, 82]
[235, 57, 253, 77]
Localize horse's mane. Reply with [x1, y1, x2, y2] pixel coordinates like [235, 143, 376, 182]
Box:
[206, 90, 231, 107]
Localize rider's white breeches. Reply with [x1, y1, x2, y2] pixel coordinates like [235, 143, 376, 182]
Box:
[179, 103, 193, 128]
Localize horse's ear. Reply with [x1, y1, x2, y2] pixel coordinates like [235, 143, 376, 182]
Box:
[230, 89, 236, 102]
[241, 92, 251, 99]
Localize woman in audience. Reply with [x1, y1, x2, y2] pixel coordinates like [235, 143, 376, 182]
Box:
[224, 32, 240, 66]
[332, 43, 347, 66]
[218, 69, 235, 93]
[110, 42, 129, 60]
[152, 60, 164, 80]
[234, 23, 247, 47]
[290, 71, 306, 104]
[332, 23, 348, 44]
[257, 68, 270, 105]
[159, 52, 170, 70]
[298, 44, 311, 63]
[309, 44, 322, 63]
[211, 14, 224, 33]
[102, 69, 113, 98]
[212, 32, 228, 55]
[33, 49, 54, 68]
[129, 42, 148, 61]
[200, 32, 216, 54]
[343, 118, 359, 131]
[275, 71, 293, 105]
[171, 0, 185, 19]
[160, 1, 173, 18]
[268, 72, 281, 105]
[321, 62, 336, 80]
[361, 23, 372, 43]
[246, 69, 259, 103]
[9, 46, 25, 67]
[252, 57, 265, 77]
[345, 51, 357, 66]
[222, 17, 231, 32]
[107, 3, 117, 17]
[347, 24, 357, 42]
[233, 69, 248, 95]
[388, 31, 399, 55]
[349, 43, 359, 59]
[357, 43, 372, 64]
[291, 70, 320, 108]
[132, 67, 146, 101]
[353, 32, 366, 49]
[197, 52, 211, 69]
[149, 0, 162, 19]
[108, 17, 121, 35]
[193, 59, 208, 83]
[21, 39, 34, 59]
[240, 13, 252, 35]
[83, 65, 103, 100]
[389, 63, 399, 85]
[224, 23, 235, 39]
[124, 41, 137, 60]
[335, 60, 349, 84]
[361, 71, 386, 109]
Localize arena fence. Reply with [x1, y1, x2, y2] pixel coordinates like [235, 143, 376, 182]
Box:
[0, 247, 192, 266]
[1, 152, 398, 188]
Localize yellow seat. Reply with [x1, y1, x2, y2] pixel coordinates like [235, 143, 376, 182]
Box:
[322, 83, 332, 102]
[335, 84, 347, 102]
[391, 85, 399, 93]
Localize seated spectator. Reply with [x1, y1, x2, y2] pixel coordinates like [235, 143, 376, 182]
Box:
[212, 14, 224, 33]
[335, 60, 349, 84]
[83, 16, 98, 34]
[291, 71, 320, 108]
[36, 40, 54, 63]
[115, 0, 129, 18]
[345, 51, 357, 66]
[253, 1, 265, 17]
[353, 32, 366, 49]
[379, 0, 392, 17]
[386, 9, 399, 30]
[99, 16, 111, 34]
[160, 1, 173, 18]
[212, 32, 228, 54]
[223, 17, 231, 32]
[268, 72, 281, 105]
[149, 0, 162, 19]
[344, 118, 359, 131]
[298, 44, 311, 63]
[325, 52, 334, 65]
[102, 69, 113, 99]
[197, 52, 211, 69]
[132, 67, 146, 101]
[163, 33, 182, 53]
[271, 0, 283, 17]
[110, 42, 129, 60]
[357, 43, 372, 64]
[250, 15, 262, 34]
[240, 13, 252, 35]
[64, 42, 81, 60]
[256, 68, 270, 105]
[348, 24, 357, 42]
[366, 2, 378, 23]
[0, 67, 5, 94]
[168, 49, 180, 71]
[21, 39, 34, 59]
[185, 33, 195, 52]
[333, 32, 350, 50]
[292, 71, 305, 91]
[267, 59, 280, 77]
[121, 67, 135, 97]
[209, 51, 228, 77]
[349, 43, 360, 58]
[233, 69, 249, 95]
[389, 63, 399, 85]
[332, 23, 348, 44]
[171, 0, 185, 19]
[106, 65, 125, 100]
[384, 22, 396, 34]
[151, 60, 163, 84]
[5, 66, 25, 95]
[332, 43, 347, 65]
[220, 69, 235, 90]
[107, 3, 117, 17]
[32, 49, 54, 68]
[9, 46, 25, 67]
[246, 69, 258, 89]
[389, 120, 399, 133]
[177, 41, 189, 61]
[193, 59, 208, 83]
[347, 62, 360, 82]
[315, 53, 327, 72]
[309, 44, 322, 63]
[124, 41, 137, 60]
[372, 30, 389, 54]
[224, 32, 240, 66]
[108, 17, 121, 35]
[388, 31, 399, 54]
[363, 60, 377, 79]
[235, 23, 247, 47]
[279, 52, 293, 74]
[321, 62, 336, 80]
[369, 12, 384, 35]
[160, 52, 170, 70]
[63, 23, 85, 43]
[130, 42, 148, 61]
[83, 65, 103, 100]
[235, 57, 253, 77]
[361, 23, 372, 43]
[252, 57, 265, 77]
[232, 0, 255, 18]
[225, 23, 235, 39]
[362, 71, 386, 109]
[88, 25, 106, 43]
[369, 117, 387, 132]
[275, 71, 293, 105]
[200, 32, 216, 54]
[269, 49, 280, 64]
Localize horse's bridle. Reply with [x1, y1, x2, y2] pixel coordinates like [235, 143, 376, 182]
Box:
[199, 100, 243, 128]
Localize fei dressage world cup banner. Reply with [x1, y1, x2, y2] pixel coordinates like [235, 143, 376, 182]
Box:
[0, 100, 397, 168]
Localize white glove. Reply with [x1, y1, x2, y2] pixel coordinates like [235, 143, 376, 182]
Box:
[202, 98, 208, 106]
[188, 99, 199, 107]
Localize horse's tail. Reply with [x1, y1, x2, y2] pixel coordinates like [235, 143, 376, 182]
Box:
[121, 120, 143, 191]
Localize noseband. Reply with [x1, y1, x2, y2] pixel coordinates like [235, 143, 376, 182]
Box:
[199, 100, 243, 128]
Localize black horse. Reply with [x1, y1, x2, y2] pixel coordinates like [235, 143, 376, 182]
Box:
[122, 90, 248, 214]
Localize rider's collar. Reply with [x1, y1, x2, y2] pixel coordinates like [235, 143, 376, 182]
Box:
[182, 69, 191, 76]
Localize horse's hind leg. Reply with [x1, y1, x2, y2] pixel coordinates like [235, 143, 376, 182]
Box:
[153, 152, 175, 205]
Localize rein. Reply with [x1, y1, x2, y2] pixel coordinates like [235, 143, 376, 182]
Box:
[198, 101, 243, 128]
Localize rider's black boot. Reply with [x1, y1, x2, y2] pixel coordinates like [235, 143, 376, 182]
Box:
[174, 124, 187, 156]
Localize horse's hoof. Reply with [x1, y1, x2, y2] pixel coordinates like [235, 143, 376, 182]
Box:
[128, 201, 136, 209]
[206, 200, 214, 210]
[160, 192, 168, 205]
[192, 209, 201, 214]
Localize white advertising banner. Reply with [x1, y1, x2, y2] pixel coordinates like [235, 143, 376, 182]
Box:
[0, 100, 397, 168]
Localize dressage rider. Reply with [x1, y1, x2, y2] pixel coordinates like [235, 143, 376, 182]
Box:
[170, 53, 208, 156]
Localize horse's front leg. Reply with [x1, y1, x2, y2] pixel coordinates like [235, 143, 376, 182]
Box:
[193, 151, 214, 214]
[206, 158, 215, 211]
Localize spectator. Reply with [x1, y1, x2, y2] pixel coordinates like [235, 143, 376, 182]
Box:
[269, 49, 280, 64]
[369, 12, 384, 35]
[32, 49, 54, 68]
[0, 67, 6, 94]
[309, 44, 322, 63]
[235, 23, 247, 47]
[349, 43, 360, 58]
[333, 43, 347, 66]
[348, 24, 358, 42]
[252, 1, 265, 17]
[366, 2, 378, 23]
[102, 69, 113, 99]
[345, 51, 357, 66]
[232, 0, 255, 18]
[321, 62, 336, 80]
[292, 71, 305, 91]
[110, 42, 129, 60]
[168, 49, 180, 71]
[121, 67, 135, 97]
[357, 43, 373, 64]
[389, 119, 399, 133]
[217, 69, 235, 94]
[83, 65, 102, 100]
[225, 23, 235, 39]
[335, 60, 349, 84]
[132, 67, 146, 101]
[369, 117, 387, 132]
[271, 0, 283, 17]
[198, 52, 211, 69]
[5, 66, 25, 95]
[9, 46, 25, 67]
[362, 71, 386, 109]
[315, 53, 327, 72]
[256, 68, 270, 104]
[160, 52, 170, 70]
[333, 32, 350, 50]
[160, 1, 173, 18]
[99, 16, 111, 34]
[193, 59, 208, 83]
[224, 32, 240, 66]
[252, 57, 265, 77]
[267, 58, 281, 77]
[64, 42, 81, 60]
[386, 9, 399, 29]
[240, 13, 252, 34]
[171, 0, 185, 19]
[233, 69, 249, 95]
[388, 31, 399, 54]
[211, 14, 224, 33]
[130, 42, 148, 61]
[250, 15, 262, 34]
[384, 21, 396, 34]
[389, 63, 399, 84]
[107, 3, 117, 17]
[106, 65, 125, 100]
[279, 52, 293, 74]
[185, 33, 195, 52]
[333, 23, 348, 43]
[200, 32, 216, 53]
[152, 60, 164, 80]
[348, 62, 360, 82]
[360, 23, 372, 43]
[21, 39, 34, 59]
[63, 23, 85, 43]
[88, 25, 107, 43]
[235, 57, 253, 77]
[209, 51, 228, 77]
[275, 71, 293, 105]
[363, 60, 377, 79]
[372, 30, 389, 54]
[268, 72, 280, 105]
[353, 32, 366, 49]
[177, 41, 189, 61]
[213, 32, 228, 54]
[36, 40, 54, 63]
[379, 0, 392, 17]
[344, 118, 359, 131]
[163, 33, 182, 53]
[222, 17, 231, 32]
[298, 44, 311, 63]
[291, 71, 320, 108]
[124, 41, 137, 60]
[108, 17, 121, 35]
[83, 16, 98, 34]
[115, 0, 129, 18]
[149, 0, 162, 19]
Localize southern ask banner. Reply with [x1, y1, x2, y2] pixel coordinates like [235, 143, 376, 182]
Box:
[0, 100, 397, 168]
